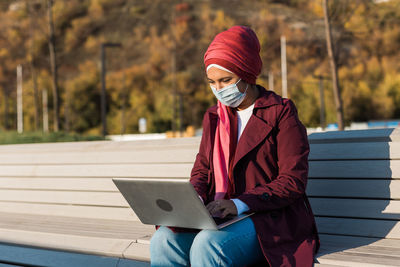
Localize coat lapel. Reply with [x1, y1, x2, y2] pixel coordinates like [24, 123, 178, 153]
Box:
[232, 112, 273, 168]
[232, 87, 281, 168]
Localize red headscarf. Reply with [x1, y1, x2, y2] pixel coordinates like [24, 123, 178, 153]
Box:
[204, 25, 262, 84]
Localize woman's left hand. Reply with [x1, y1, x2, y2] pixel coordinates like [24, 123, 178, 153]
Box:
[206, 199, 238, 218]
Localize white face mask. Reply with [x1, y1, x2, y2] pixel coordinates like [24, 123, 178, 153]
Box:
[210, 79, 248, 108]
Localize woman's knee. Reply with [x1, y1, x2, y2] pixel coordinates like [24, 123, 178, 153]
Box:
[190, 230, 230, 266]
[151, 227, 197, 267]
[191, 230, 221, 250]
[150, 227, 173, 252]
[189, 227, 263, 267]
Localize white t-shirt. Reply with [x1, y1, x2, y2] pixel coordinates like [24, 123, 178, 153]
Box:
[237, 103, 255, 141]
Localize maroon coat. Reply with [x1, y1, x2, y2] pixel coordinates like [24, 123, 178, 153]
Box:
[190, 87, 319, 266]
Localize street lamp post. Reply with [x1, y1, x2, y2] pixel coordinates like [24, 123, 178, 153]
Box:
[100, 42, 121, 137]
[313, 75, 329, 130]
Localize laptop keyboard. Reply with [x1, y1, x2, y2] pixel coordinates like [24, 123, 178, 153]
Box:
[212, 216, 234, 225]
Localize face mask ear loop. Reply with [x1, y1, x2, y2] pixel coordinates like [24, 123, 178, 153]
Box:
[243, 83, 249, 94]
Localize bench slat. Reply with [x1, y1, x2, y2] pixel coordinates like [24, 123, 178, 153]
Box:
[0, 164, 193, 178]
[316, 249, 400, 267]
[0, 212, 154, 239]
[3, 160, 400, 179]
[319, 234, 400, 249]
[0, 190, 129, 207]
[0, 177, 116, 191]
[319, 244, 400, 260]
[308, 128, 400, 144]
[310, 198, 400, 220]
[0, 149, 197, 165]
[307, 179, 400, 199]
[309, 142, 400, 160]
[0, 138, 201, 152]
[0, 202, 138, 221]
[309, 160, 400, 178]
[316, 217, 400, 239]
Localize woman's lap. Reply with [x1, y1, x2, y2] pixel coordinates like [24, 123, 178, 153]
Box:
[150, 217, 264, 267]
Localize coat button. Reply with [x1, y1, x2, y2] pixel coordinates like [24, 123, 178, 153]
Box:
[261, 193, 269, 200]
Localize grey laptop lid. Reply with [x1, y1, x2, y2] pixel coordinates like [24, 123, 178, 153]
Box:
[112, 178, 252, 230]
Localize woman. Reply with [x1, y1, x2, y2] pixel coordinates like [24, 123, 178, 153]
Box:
[150, 25, 319, 267]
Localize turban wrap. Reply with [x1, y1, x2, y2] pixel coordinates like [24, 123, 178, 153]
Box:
[204, 25, 262, 84]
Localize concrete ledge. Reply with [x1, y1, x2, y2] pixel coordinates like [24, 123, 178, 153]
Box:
[0, 242, 147, 267]
[0, 228, 134, 259]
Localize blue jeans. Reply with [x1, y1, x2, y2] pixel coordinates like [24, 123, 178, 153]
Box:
[150, 217, 264, 267]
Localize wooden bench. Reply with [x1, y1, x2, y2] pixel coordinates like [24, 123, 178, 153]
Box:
[0, 129, 399, 266]
[0, 138, 200, 266]
[308, 128, 400, 266]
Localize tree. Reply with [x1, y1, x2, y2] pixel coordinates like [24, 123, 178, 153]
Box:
[323, 0, 344, 130]
[28, 1, 40, 131]
[47, 0, 60, 132]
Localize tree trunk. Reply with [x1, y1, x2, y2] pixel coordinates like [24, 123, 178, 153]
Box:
[28, 1, 40, 131]
[47, 0, 60, 132]
[3, 87, 8, 130]
[323, 0, 344, 130]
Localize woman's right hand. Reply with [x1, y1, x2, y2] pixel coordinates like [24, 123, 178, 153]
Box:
[206, 199, 238, 218]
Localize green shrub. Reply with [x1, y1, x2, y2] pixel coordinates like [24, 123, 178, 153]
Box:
[0, 131, 106, 145]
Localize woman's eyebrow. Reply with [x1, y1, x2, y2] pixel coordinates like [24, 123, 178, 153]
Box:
[207, 76, 232, 82]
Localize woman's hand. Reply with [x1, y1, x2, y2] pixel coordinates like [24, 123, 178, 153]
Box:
[206, 199, 238, 218]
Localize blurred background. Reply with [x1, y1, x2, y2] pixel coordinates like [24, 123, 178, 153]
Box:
[0, 0, 399, 143]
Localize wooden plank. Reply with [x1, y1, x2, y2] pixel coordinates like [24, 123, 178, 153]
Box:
[318, 234, 400, 266]
[320, 243, 400, 258]
[0, 149, 198, 165]
[310, 198, 400, 220]
[319, 234, 400, 249]
[309, 142, 400, 160]
[3, 160, 400, 179]
[316, 217, 400, 239]
[0, 164, 193, 178]
[0, 137, 201, 153]
[314, 264, 349, 267]
[307, 179, 400, 199]
[0, 212, 154, 240]
[0, 190, 129, 207]
[0, 202, 138, 221]
[308, 128, 400, 144]
[0, 176, 192, 191]
[309, 160, 400, 179]
[0, 177, 116, 191]
[316, 250, 400, 267]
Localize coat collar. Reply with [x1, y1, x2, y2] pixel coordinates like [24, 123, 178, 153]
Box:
[254, 85, 282, 109]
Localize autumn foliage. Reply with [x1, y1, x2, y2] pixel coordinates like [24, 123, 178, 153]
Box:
[0, 0, 399, 134]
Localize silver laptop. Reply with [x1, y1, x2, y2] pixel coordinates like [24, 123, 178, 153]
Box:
[112, 178, 253, 230]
